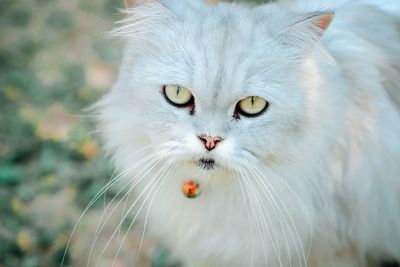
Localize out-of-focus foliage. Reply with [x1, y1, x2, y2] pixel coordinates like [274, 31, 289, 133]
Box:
[0, 0, 271, 266]
[0, 0, 122, 266]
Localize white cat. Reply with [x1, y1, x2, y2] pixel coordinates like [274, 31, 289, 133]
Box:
[95, 0, 400, 266]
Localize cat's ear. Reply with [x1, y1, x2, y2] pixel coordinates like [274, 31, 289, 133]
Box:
[278, 12, 334, 48]
[297, 12, 334, 36]
[124, 0, 134, 8]
[124, 0, 154, 9]
[204, 0, 219, 5]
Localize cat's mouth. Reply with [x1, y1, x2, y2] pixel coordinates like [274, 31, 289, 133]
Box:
[197, 158, 216, 170]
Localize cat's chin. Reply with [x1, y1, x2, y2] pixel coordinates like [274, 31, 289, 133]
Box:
[187, 157, 226, 173]
[197, 158, 217, 170]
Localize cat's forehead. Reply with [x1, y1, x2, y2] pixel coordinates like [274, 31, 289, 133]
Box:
[180, 3, 275, 49]
[161, 3, 288, 105]
[121, 1, 296, 107]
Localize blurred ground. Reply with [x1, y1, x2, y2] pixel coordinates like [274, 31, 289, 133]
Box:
[0, 0, 269, 267]
[0, 0, 128, 266]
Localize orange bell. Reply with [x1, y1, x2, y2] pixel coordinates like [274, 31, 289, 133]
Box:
[182, 181, 200, 198]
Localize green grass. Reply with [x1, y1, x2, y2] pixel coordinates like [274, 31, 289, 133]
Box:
[0, 0, 121, 265]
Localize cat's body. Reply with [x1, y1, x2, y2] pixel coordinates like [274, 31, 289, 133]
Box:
[97, 0, 400, 266]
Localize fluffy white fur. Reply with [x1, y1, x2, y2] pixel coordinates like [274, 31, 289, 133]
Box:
[96, 0, 400, 266]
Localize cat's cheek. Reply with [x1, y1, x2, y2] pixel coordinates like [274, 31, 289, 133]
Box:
[213, 138, 235, 161]
[166, 133, 205, 163]
[181, 134, 205, 155]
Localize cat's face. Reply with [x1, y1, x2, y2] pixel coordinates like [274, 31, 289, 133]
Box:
[100, 0, 333, 178]
[96, 2, 336, 264]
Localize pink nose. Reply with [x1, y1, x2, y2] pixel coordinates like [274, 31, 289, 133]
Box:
[198, 135, 223, 151]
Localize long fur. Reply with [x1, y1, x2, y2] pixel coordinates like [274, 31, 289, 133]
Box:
[95, 0, 400, 266]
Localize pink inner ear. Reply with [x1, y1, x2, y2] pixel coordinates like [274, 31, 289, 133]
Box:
[124, 0, 136, 8]
[314, 13, 334, 30]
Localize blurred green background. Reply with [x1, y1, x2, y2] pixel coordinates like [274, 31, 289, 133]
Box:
[0, 0, 269, 266]
[0, 0, 124, 266]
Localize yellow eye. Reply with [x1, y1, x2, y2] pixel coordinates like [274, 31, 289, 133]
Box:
[163, 85, 194, 106]
[237, 96, 269, 117]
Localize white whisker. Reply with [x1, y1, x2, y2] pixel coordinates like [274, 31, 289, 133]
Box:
[250, 164, 309, 267]
[234, 170, 255, 267]
[246, 165, 293, 267]
[138, 163, 177, 255]
[88, 151, 173, 267]
[94, 158, 173, 267]
[240, 168, 282, 267]
[61, 142, 171, 267]
[112, 162, 174, 267]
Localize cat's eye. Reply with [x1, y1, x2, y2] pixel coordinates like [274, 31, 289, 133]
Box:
[163, 85, 194, 107]
[236, 96, 269, 117]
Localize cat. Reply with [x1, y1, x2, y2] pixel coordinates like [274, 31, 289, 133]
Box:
[95, 0, 400, 266]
